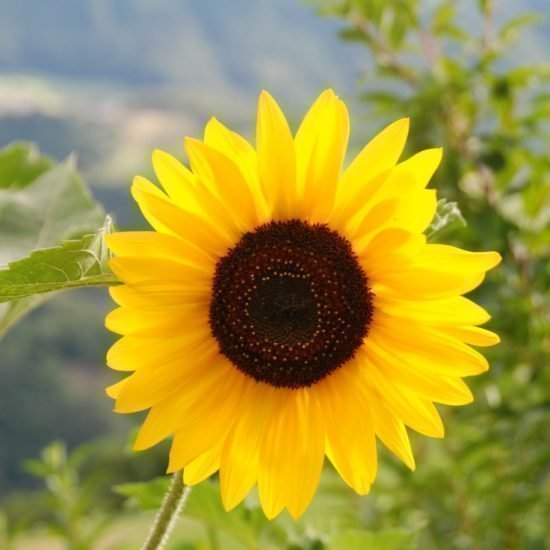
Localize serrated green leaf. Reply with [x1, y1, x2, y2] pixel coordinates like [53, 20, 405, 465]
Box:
[0, 142, 108, 336]
[0, 147, 105, 265]
[0, 217, 119, 302]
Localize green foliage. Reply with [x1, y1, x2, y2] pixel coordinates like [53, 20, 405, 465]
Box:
[22, 441, 111, 549]
[0, 216, 119, 302]
[114, 469, 420, 549]
[331, 529, 418, 550]
[0, 143, 112, 336]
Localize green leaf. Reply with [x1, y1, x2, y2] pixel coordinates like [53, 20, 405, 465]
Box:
[185, 482, 278, 549]
[0, 217, 120, 302]
[331, 529, 418, 550]
[498, 13, 543, 45]
[426, 199, 466, 241]
[0, 142, 53, 190]
[113, 477, 172, 511]
[0, 142, 108, 336]
[0, 147, 104, 265]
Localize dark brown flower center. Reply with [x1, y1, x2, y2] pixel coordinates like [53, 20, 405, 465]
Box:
[209, 220, 373, 388]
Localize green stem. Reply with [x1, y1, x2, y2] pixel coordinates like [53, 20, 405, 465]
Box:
[142, 471, 190, 550]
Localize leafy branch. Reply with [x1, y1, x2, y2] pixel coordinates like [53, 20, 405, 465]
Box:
[0, 217, 120, 302]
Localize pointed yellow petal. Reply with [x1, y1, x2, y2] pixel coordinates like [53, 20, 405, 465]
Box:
[257, 390, 292, 519]
[166, 365, 248, 470]
[374, 295, 491, 327]
[367, 397, 416, 471]
[316, 363, 377, 495]
[114, 337, 216, 412]
[106, 331, 210, 371]
[295, 90, 349, 222]
[365, 340, 474, 406]
[108, 257, 210, 286]
[391, 189, 438, 233]
[373, 268, 486, 300]
[220, 381, 276, 511]
[183, 439, 224, 485]
[105, 303, 208, 338]
[364, 354, 445, 438]
[359, 228, 425, 273]
[204, 117, 270, 223]
[106, 231, 215, 268]
[135, 359, 237, 452]
[370, 320, 489, 376]
[337, 118, 409, 205]
[442, 325, 500, 347]
[284, 390, 325, 520]
[151, 149, 199, 210]
[185, 138, 258, 232]
[376, 148, 443, 201]
[106, 378, 126, 399]
[418, 245, 502, 273]
[256, 91, 296, 220]
[131, 179, 236, 256]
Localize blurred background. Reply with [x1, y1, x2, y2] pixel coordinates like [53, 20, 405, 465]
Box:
[0, 0, 548, 548]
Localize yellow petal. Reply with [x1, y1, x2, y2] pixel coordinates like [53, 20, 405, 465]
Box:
[105, 378, 126, 399]
[167, 364, 247, 469]
[365, 340, 474, 406]
[185, 137, 258, 232]
[283, 389, 325, 520]
[135, 358, 236, 451]
[105, 304, 208, 338]
[108, 257, 210, 286]
[220, 381, 277, 511]
[106, 231, 215, 268]
[376, 148, 443, 201]
[295, 90, 349, 222]
[364, 356, 445, 438]
[374, 295, 491, 327]
[369, 320, 489, 376]
[348, 196, 401, 244]
[328, 168, 391, 232]
[316, 363, 377, 495]
[131, 179, 235, 256]
[151, 149, 200, 210]
[337, 118, 409, 206]
[442, 325, 500, 347]
[391, 189, 438, 233]
[418, 245, 502, 273]
[373, 268, 486, 299]
[256, 390, 292, 519]
[204, 117, 270, 223]
[106, 331, 210, 371]
[183, 439, 224, 485]
[359, 228, 425, 273]
[367, 396, 415, 471]
[114, 337, 217, 412]
[256, 91, 296, 220]
[352, 189, 437, 241]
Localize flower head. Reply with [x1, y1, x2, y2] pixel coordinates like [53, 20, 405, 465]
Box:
[105, 90, 501, 519]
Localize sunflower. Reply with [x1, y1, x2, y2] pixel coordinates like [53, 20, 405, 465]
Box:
[105, 90, 501, 520]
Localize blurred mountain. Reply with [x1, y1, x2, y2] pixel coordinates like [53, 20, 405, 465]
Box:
[0, 0, 364, 102]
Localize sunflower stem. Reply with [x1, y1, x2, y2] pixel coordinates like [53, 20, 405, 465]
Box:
[141, 471, 190, 550]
